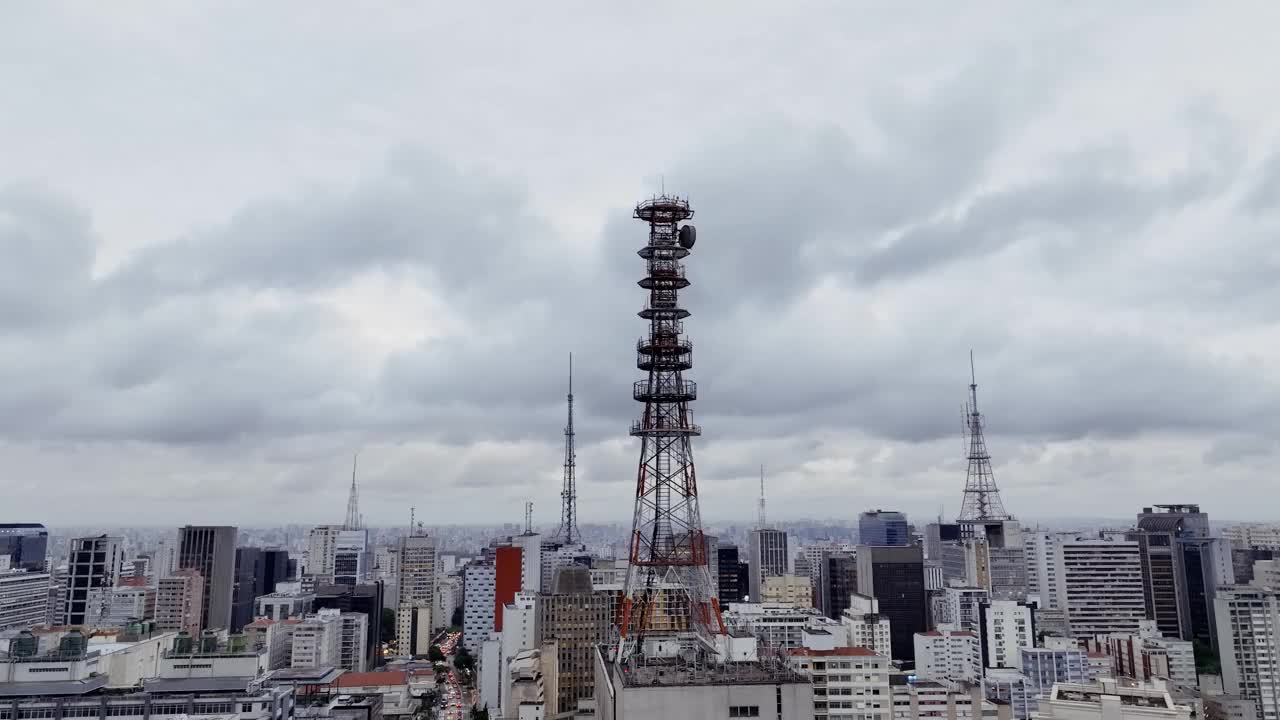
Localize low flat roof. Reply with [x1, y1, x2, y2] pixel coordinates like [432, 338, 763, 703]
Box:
[143, 677, 252, 694]
[610, 657, 807, 688]
[0, 677, 109, 697]
[264, 667, 345, 685]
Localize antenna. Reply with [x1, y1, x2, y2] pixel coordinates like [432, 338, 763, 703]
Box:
[757, 465, 768, 529]
[525, 502, 534, 534]
[345, 451, 361, 530]
[409, 507, 415, 536]
[957, 351, 1011, 526]
[556, 352, 581, 544]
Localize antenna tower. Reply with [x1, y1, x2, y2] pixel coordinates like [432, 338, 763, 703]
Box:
[345, 452, 361, 530]
[957, 352, 1011, 524]
[556, 353, 581, 544]
[617, 195, 723, 663]
[525, 501, 534, 534]
[757, 465, 767, 528]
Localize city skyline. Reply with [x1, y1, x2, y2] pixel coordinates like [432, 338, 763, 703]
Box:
[4, 5, 1280, 525]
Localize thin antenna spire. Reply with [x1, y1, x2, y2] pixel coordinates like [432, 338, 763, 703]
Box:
[556, 352, 580, 544]
[345, 451, 361, 530]
[525, 501, 534, 534]
[757, 465, 768, 529]
[409, 506, 415, 536]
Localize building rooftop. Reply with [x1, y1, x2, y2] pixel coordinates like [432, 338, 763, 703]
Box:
[788, 646, 879, 657]
[143, 677, 253, 694]
[609, 656, 806, 688]
[335, 671, 408, 688]
[0, 677, 108, 697]
[263, 666, 345, 685]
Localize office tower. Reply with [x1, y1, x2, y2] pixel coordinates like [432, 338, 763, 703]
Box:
[538, 566, 612, 717]
[231, 546, 262, 631]
[334, 529, 371, 586]
[945, 586, 990, 632]
[717, 544, 747, 603]
[817, 552, 859, 619]
[62, 535, 124, 625]
[925, 523, 962, 562]
[1216, 587, 1280, 720]
[155, 569, 204, 635]
[464, 560, 497, 652]
[259, 548, 290, 595]
[858, 544, 928, 662]
[747, 528, 789, 601]
[1060, 534, 1145, 636]
[334, 611, 370, 672]
[979, 599, 1035, 672]
[313, 582, 384, 670]
[914, 627, 981, 684]
[0, 524, 48, 572]
[84, 585, 154, 627]
[177, 525, 237, 630]
[861, 511, 909, 546]
[396, 533, 437, 657]
[1130, 504, 1225, 649]
[842, 593, 893, 657]
[0, 568, 50, 631]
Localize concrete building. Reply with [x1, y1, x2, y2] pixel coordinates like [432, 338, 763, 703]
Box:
[0, 569, 50, 631]
[859, 544, 928, 663]
[334, 528, 371, 586]
[915, 627, 981, 686]
[1107, 621, 1196, 688]
[1203, 695, 1258, 720]
[947, 586, 991, 633]
[492, 592, 538, 717]
[464, 559, 498, 652]
[436, 574, 463, 632]
[335, 611, 370, 672]
[85, 585, 155, 627]
[841, 594, 893, 658]
[242, 617, 295, 669]
[255, 588, 315, 620]
[313, 582, 383, 671]
[1059, 534, 1146, 637]
[1215, 586, 1280, 720]
[291, 610, 341, 669]
[893, 675, 998, 720]
[1031, 679, 1190, 720]
[305, 525, 341, 584]
[537, 566, 611, 717]
[861, 511, 910, 546]
[0, 678, 294, 719]
[748, 528, 790, 602]
[0, 523, 48, 572]
[505, 644, 558, 720]
[594, 643, 814, 720]
[155, 569, 204, 636]
[396, 533, 437, 657]
[763, 573, 813, 607]
[1224, 525, 1280, 550]
[985, 668, 1038, 720]
[725, 602, 830, 650]
[1130, 505, 1224, 650]
[62, 535, 125, 626]
[178, 525, 237, 631]
[980, 599, 1036, 672]
[789, 646, 891, 720]
[1021, 646, 1093, 699]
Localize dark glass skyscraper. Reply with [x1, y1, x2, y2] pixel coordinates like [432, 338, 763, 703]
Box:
[178, 526, 237, 631]
[857, 544, 927, 663]
[717, 544, 746, 604]
[0, 524, 48, 572]
[860, 511, 909, 546]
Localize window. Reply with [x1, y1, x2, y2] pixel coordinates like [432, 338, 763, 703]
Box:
[729, 706, 760, 717]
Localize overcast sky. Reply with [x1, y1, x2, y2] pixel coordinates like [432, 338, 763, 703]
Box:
[3, 3, 1280, 527]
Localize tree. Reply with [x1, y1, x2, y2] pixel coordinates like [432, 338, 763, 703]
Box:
[454, 646, 476, 674]
[381, 608, 397, 645]
[1194, 639, 1221, 675]
[469, 706, 490, 720]
[450, 606, 463, 628]
[428, 645, 446, 663]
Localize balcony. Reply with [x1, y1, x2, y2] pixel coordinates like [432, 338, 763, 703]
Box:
[630, 419, 701, 437]
[634, 380, 696, 403]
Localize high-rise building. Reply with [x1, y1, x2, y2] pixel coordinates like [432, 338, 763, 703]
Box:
[979, 599, 1035, 672]
[464, 559, 497, 652]
[538, 566, 612, 717]
[817, 552, 858, 619]
[155, 569, 204, 635]
[334, 611, 370, 672]
[1059, 534, 1145, 637]
[1130, 504, 1225, 649]
[858, 544, 928, 663]
[945, 586, 990, 633]
[231, 546, 262, 631]
[717, 544, 747, 604]
[292, 610, 342, 668]
[334, 529, 371, 586]
[62, 535, 124, 626]
[747, 528, 788, 601]
[761, 574, 812, 606]
[842, 594, 893, 658]
[313, 582, 384, 670]
[861, 511, 909, 546]
[84, 585, 154, 627]
[305, 526, 341, 584]
[0, 568, 50, 631]
[1216, 586, 1280, 720]
[177, 525, 237, 630]
[396, 533, 436, 657]
[787, 646, 892, 720]
[1107, 621, 1196, 688]
[0, 524, 48, 572]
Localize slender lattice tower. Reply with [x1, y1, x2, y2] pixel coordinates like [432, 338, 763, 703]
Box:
[957, 353, 1011, 524]
[618, 195, 723, 662]
[556, 353, 581, 544]
[345, 452, 361, 530]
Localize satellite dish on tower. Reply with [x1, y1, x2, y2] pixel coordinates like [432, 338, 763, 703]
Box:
[679, 224, 697, 249]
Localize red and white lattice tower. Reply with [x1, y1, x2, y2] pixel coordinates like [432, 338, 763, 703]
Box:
[617, 195, 724, 663]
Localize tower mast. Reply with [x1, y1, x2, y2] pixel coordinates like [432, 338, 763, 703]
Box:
[957, 351, 1011, 525]
[757, 465, 767, 529]
[345, 452, 361, 530]
[618, 194, 722, 663]
[556, 353, 581, 544]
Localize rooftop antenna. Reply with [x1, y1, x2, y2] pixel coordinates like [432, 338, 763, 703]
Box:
[409, 507, 415, 536]
[957, 350, 1011, 527]
[556, 353, 581, 544]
